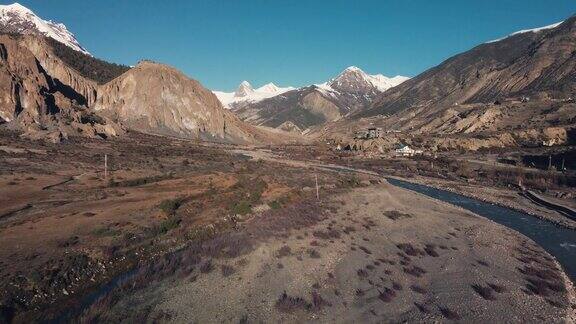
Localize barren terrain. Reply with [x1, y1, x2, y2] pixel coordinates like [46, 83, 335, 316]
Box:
[86, 181, 576, 323]
[0, 130, 575, 323]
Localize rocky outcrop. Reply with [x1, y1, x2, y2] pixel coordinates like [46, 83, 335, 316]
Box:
[0, 34, 122, 142]
[94, 61, 257, 143]
[21, 35, 98, 106]
[0, 35, 45, 123]
[0, 33, 278, 144]
[301, 91, 341, 122]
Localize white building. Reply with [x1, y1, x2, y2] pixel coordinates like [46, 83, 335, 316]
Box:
[394, 145, 422, 157]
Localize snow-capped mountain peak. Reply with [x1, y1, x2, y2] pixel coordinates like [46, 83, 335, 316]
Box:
[343, 66, 362, 72]
[235, 81, 254, 97]
[3, 2, 30, 14]
[213, 81, 295, 109]
[367, 74, 411, 92]
[0, 2, 90, 55]
[326, 66, 409, 93]
[486, 20, 564, 44]
[256, 82, 281, 93]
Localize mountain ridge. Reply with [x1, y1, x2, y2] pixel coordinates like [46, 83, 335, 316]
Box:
[316, 16, 576, 151]
[0, 2, 90, 55]
[227, 66, 409, 132]
[213, 81, 295, 109]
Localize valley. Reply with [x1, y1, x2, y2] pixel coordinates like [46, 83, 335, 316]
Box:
[0, 2, 575, 323]
[1, 130, 575, 322]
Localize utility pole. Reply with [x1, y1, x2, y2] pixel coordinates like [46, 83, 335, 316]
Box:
[315, 173, 320, 200]
[561, 158, 565, 171]
[104, 154, 108, 180]
[548, 155, 552, 170]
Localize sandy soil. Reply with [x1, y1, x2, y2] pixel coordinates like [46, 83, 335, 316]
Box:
[104, 181, 575, 323]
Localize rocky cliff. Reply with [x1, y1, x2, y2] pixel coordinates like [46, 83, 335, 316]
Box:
[0, 33, 277, 144]
[0, 34, 121, 142]
[93, 61, 260, 143]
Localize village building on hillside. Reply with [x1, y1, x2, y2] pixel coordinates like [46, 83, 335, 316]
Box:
[354, 127, 382, 139]
[394, 145, 423, 157]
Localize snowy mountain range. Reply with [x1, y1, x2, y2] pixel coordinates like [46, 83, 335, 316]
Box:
[213, 81, 295, 109]
[315, 66, 409, 95]
[229, 66, 410, 131]
[486, 20, 564, 43]
[213, 66, 408, 110]
[0, 2, 90, 55]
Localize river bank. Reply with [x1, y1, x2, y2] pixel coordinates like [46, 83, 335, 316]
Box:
[86, 180, 576, 323]
[387, 174, 576, 231]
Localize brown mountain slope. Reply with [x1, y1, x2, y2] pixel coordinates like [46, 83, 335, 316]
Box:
[0, 34, 122, 142]
[94, 61, 256, 143]
[359, 16, 576, 120]
[315, 17, 576, 151]
[0, 34, 290, 144]
[318, 17, 576, 149]
[232, 67, 408, 132]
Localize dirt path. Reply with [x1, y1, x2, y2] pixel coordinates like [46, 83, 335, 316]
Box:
[105, 180, 575, 323]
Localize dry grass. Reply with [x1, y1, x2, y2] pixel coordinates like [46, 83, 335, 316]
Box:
[276, 291, 310, 313]
[307, 248, 321, 259]
[403, 265, 426, 278]
[424, 244, 439, 257]
[410, 285, 427, 294]
[439, 306, 460, 320]
[396, 243, 425, 257]
[384, 210, 412, 220]
[220, 264, 236, 277]
[276, 245, 292, 258]
[471, 284, 497, 300]
[378, 288, 396, 303]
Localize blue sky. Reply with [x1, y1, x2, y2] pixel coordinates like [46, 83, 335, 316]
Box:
[9, 0, 576, 91]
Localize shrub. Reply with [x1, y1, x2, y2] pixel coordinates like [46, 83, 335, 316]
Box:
[424, 244, 439, 257]
[414, 302, 430, 314]
[154, 217, 181, 235]
[231, 200, 252, 215]
[221, 264, 236, 277]
[268, 201, 282, 210]
[359, 246, 372, 255]
[403, 266, 426, 277]
[471, 284, 497, 300]
[384, 210, 412, 220]
[307, 249, 321, 259]
[396, 243, 424, 256]
[439, 306, 460, 320]
[343, 226, 356, 234]
[159, 198, 183, 215]
[357, 269, 369, 278]
[410, 285, 427, 294]
[276, 245, 292, 258]
[310, 291, 331, 310]
[199, 259, 213, 273]
[313, 229, 341, 240]
[276, 291, 310, 313]
[46, 36, 130, 84]
[92, 227, 120, 237]
[378, 288, 396, 302]
[110, 174, 172, 187]
[488, 283, 507, 293]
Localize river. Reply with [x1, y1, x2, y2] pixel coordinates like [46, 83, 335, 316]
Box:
[387, 177, 576, 282]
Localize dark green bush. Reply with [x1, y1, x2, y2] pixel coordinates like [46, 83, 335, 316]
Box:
[231, 200, 252, 215]
[159, 198, 184, 215]
[46, 37, 130, 84]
